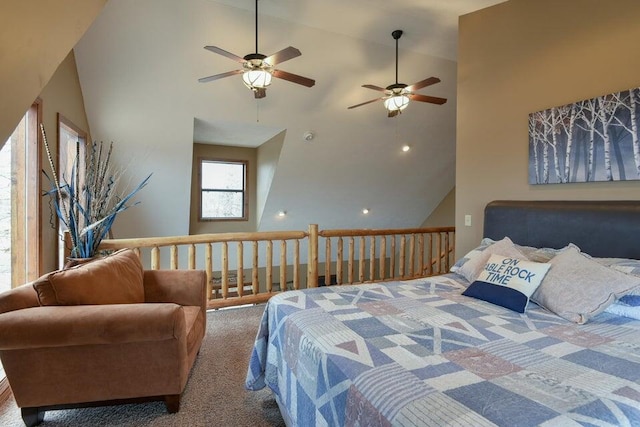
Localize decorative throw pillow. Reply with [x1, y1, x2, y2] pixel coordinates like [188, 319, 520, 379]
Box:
[531, 246, 640, 324]
[450, 237, 495, 273]
[34, 249, 144, 306]
[462, 254, 551, 313]
[605, 302, 640, 320]
[455, 237, 528, 284]
[601, 258, 640, 279]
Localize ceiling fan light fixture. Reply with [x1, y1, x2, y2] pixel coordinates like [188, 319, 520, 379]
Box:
[384, 94, 410, 112]
[242, 69, 272, 89]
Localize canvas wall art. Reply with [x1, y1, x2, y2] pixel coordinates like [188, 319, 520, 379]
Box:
[528, 87, 640, 184]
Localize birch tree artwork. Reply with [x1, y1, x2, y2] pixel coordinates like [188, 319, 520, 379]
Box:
[529, 86, 640, 184]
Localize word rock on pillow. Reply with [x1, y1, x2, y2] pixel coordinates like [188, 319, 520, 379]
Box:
[455, 237, 528, 284]
[463, 254, 551, 313]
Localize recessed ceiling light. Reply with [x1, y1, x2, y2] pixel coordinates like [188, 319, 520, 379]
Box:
[278, 210, 287, 217]
[402, 145, 410, 152]
[362, 208, 370, 214]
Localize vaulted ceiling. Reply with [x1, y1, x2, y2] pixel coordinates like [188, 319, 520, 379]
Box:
[73, 0, 505, 239]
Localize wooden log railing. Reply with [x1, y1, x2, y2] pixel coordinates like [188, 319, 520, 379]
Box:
[98, 225, 455, 310]
[317, 226, 455, 285]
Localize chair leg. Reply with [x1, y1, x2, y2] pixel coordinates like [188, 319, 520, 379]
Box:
[164, 394, 180, 413]
[21, 407, 45, 427]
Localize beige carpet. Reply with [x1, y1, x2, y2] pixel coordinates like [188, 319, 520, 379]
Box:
[0, 305, 285, 427]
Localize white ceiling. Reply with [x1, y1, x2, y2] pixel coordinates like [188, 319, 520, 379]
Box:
[73, 0, 506, 240]
[209, 0, 506, 60]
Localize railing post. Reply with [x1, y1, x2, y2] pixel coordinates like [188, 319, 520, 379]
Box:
[308, 224, 318, 288]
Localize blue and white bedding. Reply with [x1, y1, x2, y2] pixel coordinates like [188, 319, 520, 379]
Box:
[246, 273, 640, 426]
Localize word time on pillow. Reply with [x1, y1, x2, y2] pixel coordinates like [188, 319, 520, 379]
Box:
[463, 254, 551, 313]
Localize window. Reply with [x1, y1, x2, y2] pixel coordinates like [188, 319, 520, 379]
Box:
[199, 159, 248, 221]
[0, 100, 42, 293]
[57, 115, 87, 268]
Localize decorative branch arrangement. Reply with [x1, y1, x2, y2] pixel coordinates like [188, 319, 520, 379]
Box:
[41, 124, 151, 258]
[529, 87, 640, 184]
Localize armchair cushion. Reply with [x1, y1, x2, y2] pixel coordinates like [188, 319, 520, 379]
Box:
[34, 249, 144, 306]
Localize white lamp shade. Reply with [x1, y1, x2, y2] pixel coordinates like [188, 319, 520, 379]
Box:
[383, 95, 410, 111]
[242, 70, 272, 88]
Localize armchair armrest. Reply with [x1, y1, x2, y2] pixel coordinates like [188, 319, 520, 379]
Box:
[143, 270, 206, 309]
[0, 283, 40, 315]
[0, 303, 185, 350]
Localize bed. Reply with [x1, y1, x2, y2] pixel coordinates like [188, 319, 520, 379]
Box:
[246, 200, 640, 426]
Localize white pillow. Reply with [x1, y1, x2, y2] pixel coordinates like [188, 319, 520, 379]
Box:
[450, 238, 494, 273]
[463, 254, 551, 313]
[531, 246, 640, 324]
[456, 237, 528, 284]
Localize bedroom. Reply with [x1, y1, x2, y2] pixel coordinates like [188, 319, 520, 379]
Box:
[1, 0, 640, 425]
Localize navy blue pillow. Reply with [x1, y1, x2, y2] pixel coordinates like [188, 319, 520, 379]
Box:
[462, 254, 551, 313]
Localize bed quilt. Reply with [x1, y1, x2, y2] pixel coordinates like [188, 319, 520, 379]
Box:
[245, 274, 640, 426]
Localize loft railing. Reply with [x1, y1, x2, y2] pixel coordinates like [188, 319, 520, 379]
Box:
[99, 225, 455, 309]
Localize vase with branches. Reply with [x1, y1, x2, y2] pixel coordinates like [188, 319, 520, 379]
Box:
[41, 124, 151, 260]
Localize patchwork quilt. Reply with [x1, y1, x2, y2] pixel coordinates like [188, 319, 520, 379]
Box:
[245, 274, 640, 426]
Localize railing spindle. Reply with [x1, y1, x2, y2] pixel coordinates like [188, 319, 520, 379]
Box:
[205, 243, 213, 300]
[358, 236, 365, 283]
[399, 236, 406, 277]
[280, 240, 287, 291]
[151, 246, 160, 270]
[325, 238, 331, 286]
[418, 234, 424, 276]
[379, 236, 386, 280]
[266, 240, 273, 293]
[409, 235, 416, 277]
[390, 236, 396, 278]
[436, 233, 442, 274]
[221, 242, 229, 299]
[337, 237, 343, 285]
[237, 242, 244, 298]
[252, 241, 259, 295]
[369, 236, 375, 281]
[188, 244, 196, 269]
[170, 245, 178, 269]
[348, 237, 355, 284]
[293, 240, 300, 290]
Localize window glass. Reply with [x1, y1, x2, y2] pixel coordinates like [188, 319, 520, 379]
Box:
[200, 160, 247, 220]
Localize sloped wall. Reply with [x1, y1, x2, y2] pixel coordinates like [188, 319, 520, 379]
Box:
[38, 51, 93, 273]
[0, 0, 106, 147]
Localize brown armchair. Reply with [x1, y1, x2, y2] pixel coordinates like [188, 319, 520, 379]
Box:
[0, 249, 207, 427]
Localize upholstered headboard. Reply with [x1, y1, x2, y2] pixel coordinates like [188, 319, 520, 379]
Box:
[483, 200, 640, 259]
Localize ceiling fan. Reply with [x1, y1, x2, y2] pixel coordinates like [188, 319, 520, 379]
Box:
[348, 30, 447, 117]
[198, 0, 315, 99]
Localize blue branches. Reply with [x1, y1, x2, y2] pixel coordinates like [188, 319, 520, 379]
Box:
[41, 125, 151, 258]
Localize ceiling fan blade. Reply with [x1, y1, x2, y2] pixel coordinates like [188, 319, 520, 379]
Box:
[254, 88, 266, 99]
[204, 46, 245, 63]
[272, 69, 315, 87]
[265, 46, 301, 66]
[362, 84, 388, 93]
[405, 77, 441, 92]
[348, 98, 382, 109]
[388, 109, 400, 118]
[198, 69, 243, 83]
[408, 93, 447, 105]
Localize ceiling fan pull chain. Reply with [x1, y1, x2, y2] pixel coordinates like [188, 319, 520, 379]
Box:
[256, 100, 260, 123]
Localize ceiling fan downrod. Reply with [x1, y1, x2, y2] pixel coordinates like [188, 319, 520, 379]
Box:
[392, 30, 402, 85]
[254, 0, 259, 54]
